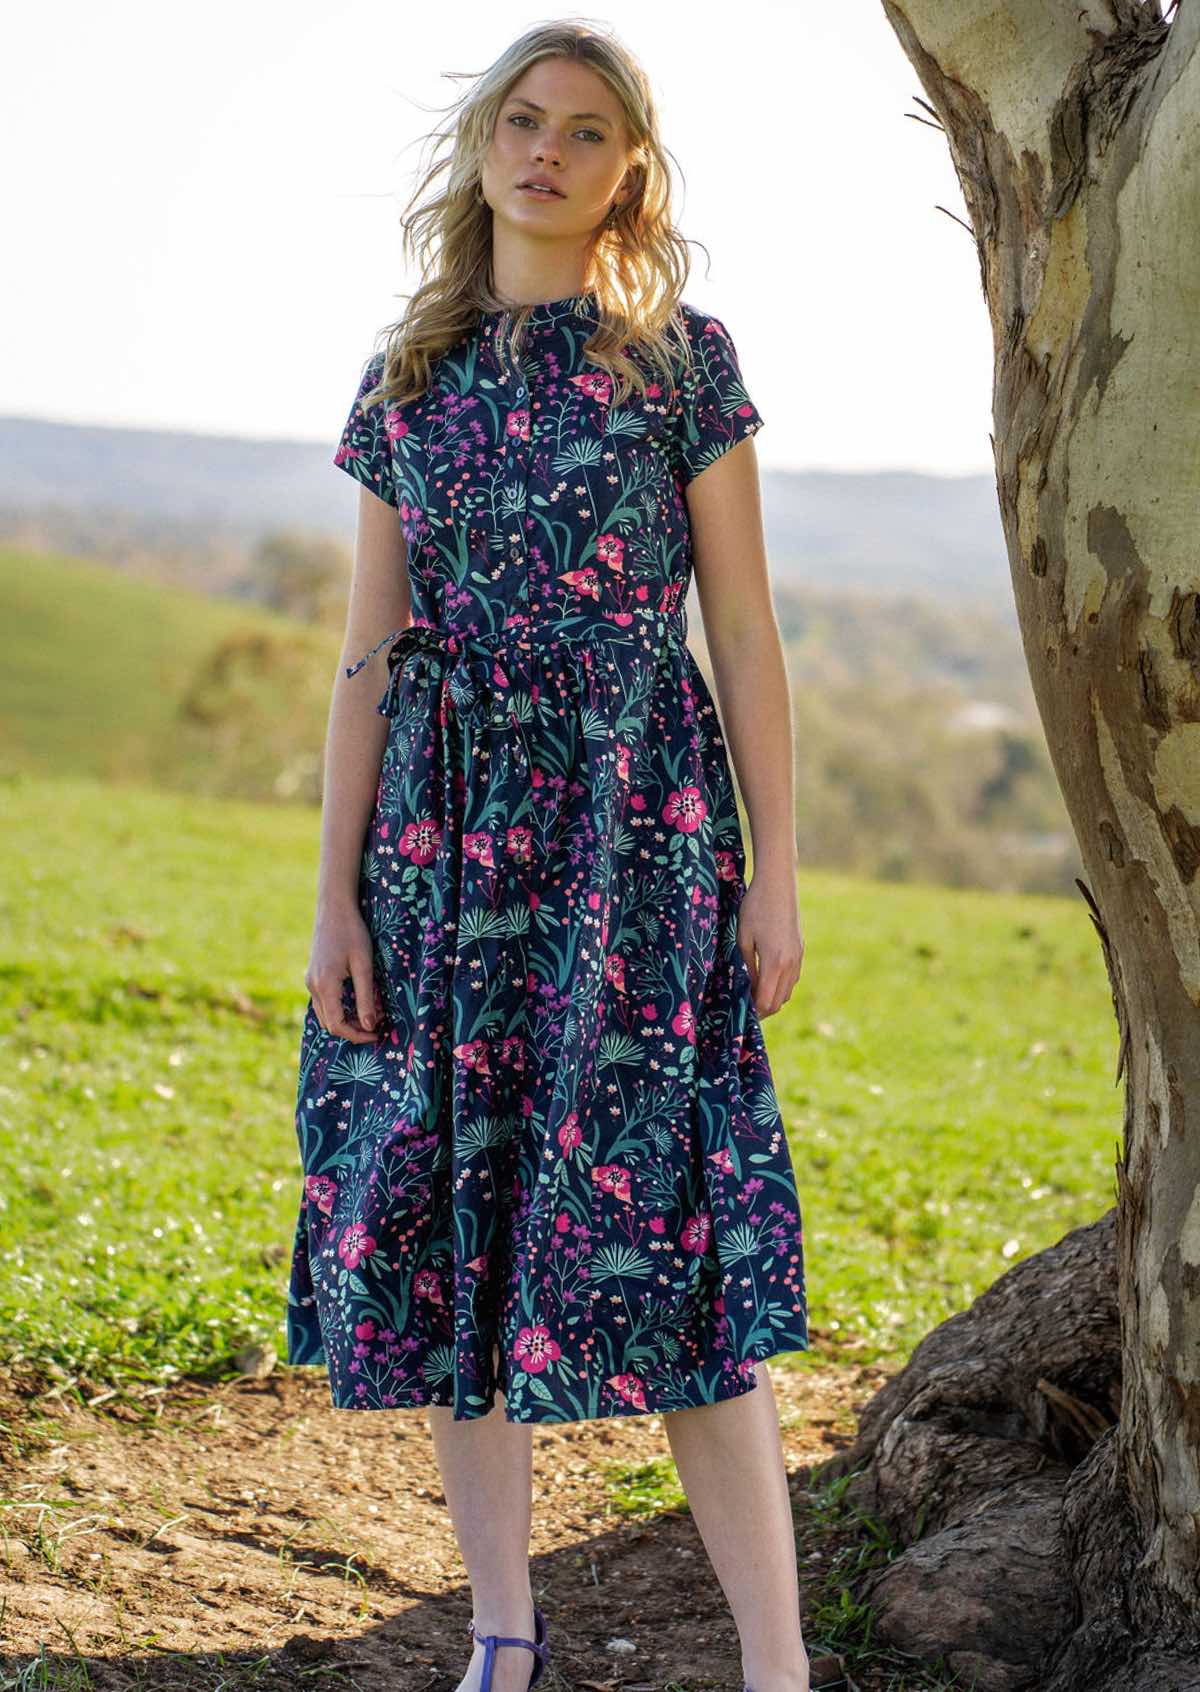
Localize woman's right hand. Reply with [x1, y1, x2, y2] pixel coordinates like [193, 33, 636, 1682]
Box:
[305, 900, 385, 1043]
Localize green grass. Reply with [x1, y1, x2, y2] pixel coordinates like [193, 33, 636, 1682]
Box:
[0, 766, 1120, 1399]
[603, 1455, 690, 1517]
[0, 771, 312, 1394]
[0, 546, 335, 800]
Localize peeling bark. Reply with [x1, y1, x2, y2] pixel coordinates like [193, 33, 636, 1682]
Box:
[848, 1, 1200, 1682]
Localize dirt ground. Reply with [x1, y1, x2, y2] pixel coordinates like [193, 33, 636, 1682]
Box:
[0, 1358, 895, 1692]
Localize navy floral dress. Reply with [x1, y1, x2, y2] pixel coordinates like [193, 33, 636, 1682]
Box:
[286, 291, 809, 1422]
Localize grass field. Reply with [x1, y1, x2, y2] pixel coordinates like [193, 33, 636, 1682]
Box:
[0, 546, 335, 802]
[0, 766, 1121, 1399]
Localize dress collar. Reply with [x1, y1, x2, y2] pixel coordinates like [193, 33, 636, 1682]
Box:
[479, 289, 599, 325]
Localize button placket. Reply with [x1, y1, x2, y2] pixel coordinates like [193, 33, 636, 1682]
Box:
[508, 358, 532, 612]
[507, 364, 534, 910]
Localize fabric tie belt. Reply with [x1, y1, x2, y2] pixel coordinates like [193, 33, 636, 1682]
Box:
[344, 614, 690, 773]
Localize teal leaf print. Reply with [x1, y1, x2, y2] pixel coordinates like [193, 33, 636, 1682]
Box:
[598, 1033, 644, 1069]
[455, 1113, 513, 1154]
[718, 1223, 762, 1264]
[328, 1047, 386, 1087]
[591, 1245, 654, 1282]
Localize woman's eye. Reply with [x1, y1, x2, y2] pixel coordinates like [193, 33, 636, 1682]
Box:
[507, 113, 603, 143]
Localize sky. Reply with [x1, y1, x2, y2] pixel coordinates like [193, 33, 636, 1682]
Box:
[5, 0, 997, 474]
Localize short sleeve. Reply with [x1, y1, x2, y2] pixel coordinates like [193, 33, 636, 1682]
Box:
[333, 351, 399, 508]
[673, 308, 765, 488]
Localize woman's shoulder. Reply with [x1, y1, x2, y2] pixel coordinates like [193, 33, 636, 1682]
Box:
[671, 297, 741, 351]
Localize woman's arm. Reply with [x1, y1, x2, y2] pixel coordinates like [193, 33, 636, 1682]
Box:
[306, 484, 411, 1040]
[686, 438, 804, 1017]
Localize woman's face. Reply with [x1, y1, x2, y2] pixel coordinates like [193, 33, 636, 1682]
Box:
[482, 57, 634, 249]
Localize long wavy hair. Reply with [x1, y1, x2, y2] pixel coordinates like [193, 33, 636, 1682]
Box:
[366, 19, 712, 413]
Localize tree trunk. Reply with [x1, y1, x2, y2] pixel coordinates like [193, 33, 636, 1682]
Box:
[826, 1, 1200, 1683]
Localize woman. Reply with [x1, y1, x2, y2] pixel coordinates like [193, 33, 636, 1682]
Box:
[289, 20, 810, 1692]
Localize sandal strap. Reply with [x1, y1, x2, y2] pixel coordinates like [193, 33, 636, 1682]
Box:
[467, 1608, 550, 1689]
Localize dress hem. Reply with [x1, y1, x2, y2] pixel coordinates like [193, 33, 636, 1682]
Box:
[282, 1334, 811, 1424]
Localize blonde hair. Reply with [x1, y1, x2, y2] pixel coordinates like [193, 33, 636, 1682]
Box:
[366, 18, 712, 413]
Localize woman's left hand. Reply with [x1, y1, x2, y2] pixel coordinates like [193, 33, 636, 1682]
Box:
[736, 871, 804, 1018]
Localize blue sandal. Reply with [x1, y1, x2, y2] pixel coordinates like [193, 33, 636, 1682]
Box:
[467, 1605, 550, 1691]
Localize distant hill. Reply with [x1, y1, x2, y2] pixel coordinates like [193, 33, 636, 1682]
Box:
[764, 469, 1013, 612]
[0, 413, 1013, 615]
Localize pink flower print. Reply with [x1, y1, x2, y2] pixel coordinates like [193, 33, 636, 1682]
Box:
[497, 1035, 526, 1071]
[466, 1253, 489, 1273]
[615, 743, 632, 782]
[384, 409, 410, 443]
[507, 824, 533, 864]
[304, 1173, 338, 1216]
[453, 1039, 491, 1075]
[557, 1112, 583, 1155]
[593, 1164, 633, 1205]
[559, 567, 601, 600]
[413, 1269, 445, 1304]
[555, 1211, 572, 1233]
[338, 1223, 376, 1270]
[648, 1216, 666, 1235]
[709, 1146, 735, 1177]
[355, 1317, 377, 1342]
[399, 819, 442, 866]
[596, 532, 625, 573]
[629, 791, 646, 811]
[640, 1001, 657, 1020]
[715, 849, 737, 881]
[681, 1211, 712, 1255]
[515, 1324, 562, 1373]
[604, 953, 626, 993]
[663, 786, 708, 833]
[607, 1372, 647, 1410]
[570, 370, 613, 406]
[505, 408, 531, 442]
[464, 832, 496, 868]
[671, 1000, 697, 1043]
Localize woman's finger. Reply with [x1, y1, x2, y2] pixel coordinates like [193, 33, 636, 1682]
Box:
[350, 957, 380, 1037]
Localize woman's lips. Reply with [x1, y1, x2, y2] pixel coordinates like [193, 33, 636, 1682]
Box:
[518, 183, 565, 198]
